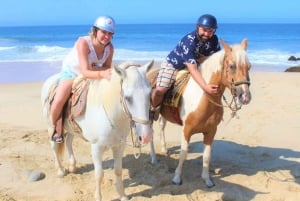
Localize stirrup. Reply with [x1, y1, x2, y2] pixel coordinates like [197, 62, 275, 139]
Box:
[150, 105, 160, 121]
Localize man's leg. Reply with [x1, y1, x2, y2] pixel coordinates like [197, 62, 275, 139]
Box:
[150, 62, 177, 121]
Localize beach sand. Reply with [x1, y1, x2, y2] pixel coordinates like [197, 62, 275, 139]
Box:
[1, 70, 300, 201]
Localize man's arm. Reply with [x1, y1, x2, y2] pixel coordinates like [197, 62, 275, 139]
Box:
[186, 63, 219, 95]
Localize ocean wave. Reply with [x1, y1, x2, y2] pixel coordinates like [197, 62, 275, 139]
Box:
[0, 45, 299, 71]
[0, 45, 70, 61]
[0, 46, 15, 51]
[248, 49, 300, 67]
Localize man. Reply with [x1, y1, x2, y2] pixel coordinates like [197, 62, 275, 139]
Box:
[151, 14, 221, 120]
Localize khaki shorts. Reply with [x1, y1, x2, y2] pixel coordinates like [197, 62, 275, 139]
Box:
[156, 61, 177, 88]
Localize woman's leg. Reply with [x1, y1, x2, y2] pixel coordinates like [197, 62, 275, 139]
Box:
[49, 79, 73, 142]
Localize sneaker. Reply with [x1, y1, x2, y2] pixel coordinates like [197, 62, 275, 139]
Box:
[51, 133, 64, 143]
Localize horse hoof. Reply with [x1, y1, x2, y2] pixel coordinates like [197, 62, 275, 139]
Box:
[151, 158, 158, 165]
[172, 180, 182, 185]
[160, 148, 169, 155]
[68, 166, 77, 173]
[120, 195, 129, 201]
[57, 169, 66, 178]
[205, 180, 215, 188]
[172, 177, 182, 185]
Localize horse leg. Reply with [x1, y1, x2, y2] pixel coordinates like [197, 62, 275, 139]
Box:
[149, 140, 158, 165]
[91, 144, 104, 201]
[158, 116, 168, 154]
[202, 130, 217, 188]
[50, 141, 65, 177]
[172, 134, 189, 185]
[149, 116, 168, 165]
[65, 133, 76, 173]
[112, 144, 128, 201]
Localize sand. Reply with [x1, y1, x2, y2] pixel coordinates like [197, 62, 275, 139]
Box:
[1, 71, 300, 201]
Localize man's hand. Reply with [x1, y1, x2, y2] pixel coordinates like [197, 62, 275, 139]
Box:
[197, 54, 207, 64]
[204, 84, 219, 96]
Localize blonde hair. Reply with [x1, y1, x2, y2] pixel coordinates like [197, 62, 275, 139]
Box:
[89, 26, 97, 40]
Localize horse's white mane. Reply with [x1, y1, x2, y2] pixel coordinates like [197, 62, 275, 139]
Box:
[86, 61, 142, 110]
[231, 44, 249, 66]
[199, 42, 249, 82]
[199, 50, 225, 81]
[87, 63, 123, 108]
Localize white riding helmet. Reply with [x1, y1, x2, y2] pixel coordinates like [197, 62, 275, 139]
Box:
[94, 16, 115, 34]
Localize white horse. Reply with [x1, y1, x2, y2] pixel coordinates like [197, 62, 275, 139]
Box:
[148, 39, 252, 187]
[41, 61, 154, 201]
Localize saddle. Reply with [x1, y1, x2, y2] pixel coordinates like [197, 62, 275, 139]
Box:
[147, 69, 190, 125]
[69, 75, 90, 119]
[46, 75, 89, 139]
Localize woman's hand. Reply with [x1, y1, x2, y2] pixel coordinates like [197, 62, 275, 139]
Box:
[98, 68, 112, 80]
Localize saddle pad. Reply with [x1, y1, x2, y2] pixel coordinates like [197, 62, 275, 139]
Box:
[147, 69, 190, 125]
[161, 70, 190, 125]
[69, 75, 90, 118]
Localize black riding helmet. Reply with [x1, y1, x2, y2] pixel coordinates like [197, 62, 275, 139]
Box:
[197, 14, 218, 29]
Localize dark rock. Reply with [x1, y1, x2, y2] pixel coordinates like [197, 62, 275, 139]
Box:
[288, 56, 300, 61]
[284, 66, 300, 72]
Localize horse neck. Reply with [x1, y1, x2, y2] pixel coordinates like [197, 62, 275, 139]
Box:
[199, 50, 225, 86]
[196, 51, 227, 101]
[88, 71, 122, 108]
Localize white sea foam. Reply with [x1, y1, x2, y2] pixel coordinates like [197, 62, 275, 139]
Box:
[0, 45, 299, 72]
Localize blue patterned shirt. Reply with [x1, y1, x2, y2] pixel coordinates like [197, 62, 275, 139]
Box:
[166, 30, 220, 69]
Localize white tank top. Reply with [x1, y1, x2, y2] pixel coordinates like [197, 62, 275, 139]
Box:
[62, 36, 111, 76]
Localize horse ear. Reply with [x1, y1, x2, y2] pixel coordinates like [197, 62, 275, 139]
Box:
[241, 38, 248, 50]
[114, 64, 126, 78]
[141, 60, 154, 74]
[220, 39, 231, 52]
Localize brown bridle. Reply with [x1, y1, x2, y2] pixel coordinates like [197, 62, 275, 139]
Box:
[206, 52, 251, 118]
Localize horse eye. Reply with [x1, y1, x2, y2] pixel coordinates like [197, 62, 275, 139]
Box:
[229, 64, 236, 72]
[125, 96, 132, 103]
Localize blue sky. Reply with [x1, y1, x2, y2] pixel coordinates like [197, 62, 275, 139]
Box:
[1, 0, 299, 26]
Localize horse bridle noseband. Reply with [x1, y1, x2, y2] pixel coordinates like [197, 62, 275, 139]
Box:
[119, 73, 152, 158]
[207, 58, 251, 118]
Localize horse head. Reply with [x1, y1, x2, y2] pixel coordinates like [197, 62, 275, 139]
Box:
[221, 39, 252, 106]
[115, 60, 154, 144]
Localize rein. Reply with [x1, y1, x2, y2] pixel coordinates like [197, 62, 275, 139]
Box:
[226, 79, 251, 117]
[207, 59, 251, 118]
[212, 52, 251, 118]
[206, 93, 242, 118]
[119, 72, 151, 159]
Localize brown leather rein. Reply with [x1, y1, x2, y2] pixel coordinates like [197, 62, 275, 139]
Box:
[119, 64, 152, 158]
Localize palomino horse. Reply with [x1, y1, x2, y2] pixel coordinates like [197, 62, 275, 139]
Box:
[149, 39, 251, 187]
[41, 61, 154, 201]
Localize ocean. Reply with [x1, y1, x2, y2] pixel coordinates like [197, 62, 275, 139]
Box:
[0, 23, 300, 83]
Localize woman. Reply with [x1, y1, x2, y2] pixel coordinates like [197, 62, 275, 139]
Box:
[50, 15, 115, 143]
